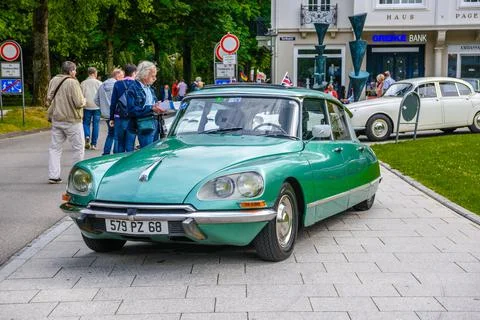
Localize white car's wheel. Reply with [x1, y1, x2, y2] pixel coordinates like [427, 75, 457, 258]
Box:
[468, 111, 480, 133]
[365, 114, 393, 141]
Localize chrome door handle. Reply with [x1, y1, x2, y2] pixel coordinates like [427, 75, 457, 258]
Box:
[357, 146, 365, 152]
[333, 147, 343, 153]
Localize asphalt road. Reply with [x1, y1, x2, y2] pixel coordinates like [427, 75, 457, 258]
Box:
[0, 126, 106, 265]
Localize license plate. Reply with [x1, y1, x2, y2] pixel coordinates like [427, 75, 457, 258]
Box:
[105, 219, 168, 235]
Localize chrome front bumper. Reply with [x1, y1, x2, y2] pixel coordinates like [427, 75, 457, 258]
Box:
[60, 201, 276, 224]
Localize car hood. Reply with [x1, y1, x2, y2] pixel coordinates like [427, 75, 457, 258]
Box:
[95, 135, 302, 203]
[348, 97, 402, 110]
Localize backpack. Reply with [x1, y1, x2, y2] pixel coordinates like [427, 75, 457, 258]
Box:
[115, 81, 129, 118]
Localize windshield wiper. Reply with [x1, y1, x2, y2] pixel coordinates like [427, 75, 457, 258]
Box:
[262, 133, 300, 140]
[200, 127, 243, 134]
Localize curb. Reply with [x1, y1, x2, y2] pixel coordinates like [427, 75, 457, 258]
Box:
[380, 162, 480, 226]
[0, 128, 51, 140]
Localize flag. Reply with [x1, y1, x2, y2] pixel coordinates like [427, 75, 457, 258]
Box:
[240, 71, 248, 82]
[281, 72, 292, 86]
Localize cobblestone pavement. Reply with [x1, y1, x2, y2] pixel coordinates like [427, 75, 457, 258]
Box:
[0, 167, 479, 320]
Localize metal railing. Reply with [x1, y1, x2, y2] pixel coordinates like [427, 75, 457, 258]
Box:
[300, 3, 337, 26]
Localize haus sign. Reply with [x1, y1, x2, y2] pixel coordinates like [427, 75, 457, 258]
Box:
[372, 34, 427, 43]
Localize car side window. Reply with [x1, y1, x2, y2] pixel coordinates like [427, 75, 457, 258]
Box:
[456, 83, 472, 96]
[439, 82, 459, 97]
[302, 98, 329, 140]
[326, 101, 352, 141]
[416, 83, 437, 98]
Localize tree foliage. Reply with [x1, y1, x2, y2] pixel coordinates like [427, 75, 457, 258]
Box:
[1, 0, 270, 105]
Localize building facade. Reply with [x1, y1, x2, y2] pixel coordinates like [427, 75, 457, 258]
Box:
[269, 0, 480, 95]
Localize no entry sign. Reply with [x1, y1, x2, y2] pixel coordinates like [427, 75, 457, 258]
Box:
[220, 33, 240, 54]
[0, 41, 21, 62]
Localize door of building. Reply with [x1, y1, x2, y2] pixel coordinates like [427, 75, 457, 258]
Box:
[367, 45, 425, 83]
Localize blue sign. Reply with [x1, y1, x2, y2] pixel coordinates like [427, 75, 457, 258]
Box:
[372, 34, 407, 42]
[215, 79, 232, 85]
[1, 79, 22, 94]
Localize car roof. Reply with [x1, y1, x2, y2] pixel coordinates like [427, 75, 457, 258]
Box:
[395, 77, 472, 85]
[187, 83, 339, 102]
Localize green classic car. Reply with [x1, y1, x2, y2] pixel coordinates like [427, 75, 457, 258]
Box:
[61, 84, 381, 261]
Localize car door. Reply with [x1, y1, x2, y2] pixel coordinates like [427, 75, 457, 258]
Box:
[414, 82, 443, 130]
[301, 98, 349, 222]
[440, 81, 473, 126]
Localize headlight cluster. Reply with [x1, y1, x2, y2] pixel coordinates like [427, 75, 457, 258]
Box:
[198, 172, 264, 200]
[67, 167, 93, 195]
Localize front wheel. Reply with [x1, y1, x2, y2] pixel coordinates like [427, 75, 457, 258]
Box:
[365, 114, 393, 141]
[353, 194, 376, 211]
[254, 183, 298, 262]
[468, 111, 480, 133]
[82, 234, 126, 252]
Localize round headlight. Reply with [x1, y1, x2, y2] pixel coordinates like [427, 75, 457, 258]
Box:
[214, 177, 234, 198]
[237, 173, 263, 197]
[71, 168, 92, 193]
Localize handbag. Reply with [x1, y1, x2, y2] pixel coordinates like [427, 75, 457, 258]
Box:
[136, 115, 156, 134]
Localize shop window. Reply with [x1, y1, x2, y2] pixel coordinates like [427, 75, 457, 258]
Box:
[439, 83, 459, 97]
[448, 54, 458, 78]
[460, 56, 480, 78]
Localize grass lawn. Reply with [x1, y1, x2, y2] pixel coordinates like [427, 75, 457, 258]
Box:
[371, 134, 480, 215]
[0, 107, 51, 134]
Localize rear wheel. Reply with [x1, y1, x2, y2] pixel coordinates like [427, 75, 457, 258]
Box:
[353, 194, 376, 211]
[254, 183, 298, 262]
[82, 234, 126, 252]
[468, 111, 480, 133]
[365, 114, 392, 141]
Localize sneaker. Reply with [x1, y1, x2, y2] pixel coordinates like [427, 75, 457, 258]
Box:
[90, 145, 96, 150]
[85, 137, 91, 150]
[48, 178, 63, 184]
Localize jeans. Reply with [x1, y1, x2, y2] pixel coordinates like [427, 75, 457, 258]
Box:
[83, 109, 101, 146]
[102, 120, 116, 155]
[114, 118, 135, 153]
[48, 121, 84, 179]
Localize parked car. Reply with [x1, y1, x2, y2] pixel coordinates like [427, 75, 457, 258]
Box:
[61, 84, 381, 261]
[348, 77, 480, 141]
[463, 78, 480, 92]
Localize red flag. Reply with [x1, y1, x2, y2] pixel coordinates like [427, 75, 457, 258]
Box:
[281, 72, 292, 86]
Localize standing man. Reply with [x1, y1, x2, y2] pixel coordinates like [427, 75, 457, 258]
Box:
[172, 79, 179, 101]
[383, 71, 396, 93]
[177, 79, 187, 101]
[110, 64, 137, 153]
[46, 61, 86, 184]
[94, 68, 124, 155]
[81, 67, 102, 150]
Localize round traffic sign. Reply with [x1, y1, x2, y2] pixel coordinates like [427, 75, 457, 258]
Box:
[215, 42, 228, 62]
[400, 91, 420, 122]
[220, 33, 240, 54]
[0, 41, 21, 62]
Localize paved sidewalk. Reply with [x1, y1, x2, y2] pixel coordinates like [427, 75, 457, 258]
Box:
[0, 167, 479, 319]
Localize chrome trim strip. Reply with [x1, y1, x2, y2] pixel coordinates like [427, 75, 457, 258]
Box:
[62, 204, 276, 224]
[88, 201, 196, 212]
[307, 176, 382, 208]
[139, 157, 165, 182]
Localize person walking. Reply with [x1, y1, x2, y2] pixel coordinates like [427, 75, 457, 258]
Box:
[81, 67, 102, 150]
[375, 73, 385, 97]
[177, 79, 187, 101]
[383, 71, 396, 93]
[126, 61, 165, 149]
[46, 61, 86, 184]
[94, 68, 124, 155]
[110, 64, 137, 153]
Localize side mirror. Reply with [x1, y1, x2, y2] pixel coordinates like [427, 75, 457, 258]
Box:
[312, 124, 332, 139]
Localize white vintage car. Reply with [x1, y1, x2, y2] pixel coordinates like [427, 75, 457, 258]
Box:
[348, 77, 480, 141]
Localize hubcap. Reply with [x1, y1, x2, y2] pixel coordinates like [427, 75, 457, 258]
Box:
[372, 119, 388, 138]
[475, 113, 480, 129]
[276, 195, 293, 248]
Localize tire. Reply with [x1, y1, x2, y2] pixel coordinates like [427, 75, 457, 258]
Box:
[254, 183, 298, 262]
[82, 234, 126, 252]
[440, 128, 456, 134]
[353, 194, 376, 211]
[468, 111, 480, 133]
[365, 114, 393, 141]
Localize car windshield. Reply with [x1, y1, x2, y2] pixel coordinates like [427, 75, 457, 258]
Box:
[383, 83, 413, 97]
[170, 96, 300, 139]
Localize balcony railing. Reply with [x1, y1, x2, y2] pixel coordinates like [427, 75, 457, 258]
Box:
[300, 4, 337, 27]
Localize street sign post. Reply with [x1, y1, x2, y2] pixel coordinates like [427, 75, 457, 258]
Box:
[214, 33, 240, 84]
[0, 40, 24, 124]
